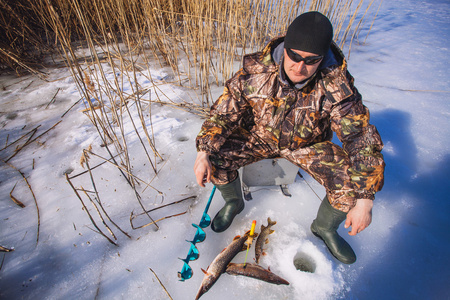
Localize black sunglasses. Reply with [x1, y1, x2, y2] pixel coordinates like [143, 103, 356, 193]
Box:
[285, 48, 323, 65]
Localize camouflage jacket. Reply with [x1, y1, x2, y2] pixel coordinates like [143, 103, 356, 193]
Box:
[196, 37, 385, 199]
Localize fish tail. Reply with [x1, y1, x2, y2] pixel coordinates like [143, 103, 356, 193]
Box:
[267, 217, 277, 226]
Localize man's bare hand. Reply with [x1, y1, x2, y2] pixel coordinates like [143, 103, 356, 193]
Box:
[344, 198, 373, 236]
[194, 151, 212, 187]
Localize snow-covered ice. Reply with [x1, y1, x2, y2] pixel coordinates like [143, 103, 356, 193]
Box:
[1, 0, 449, 299]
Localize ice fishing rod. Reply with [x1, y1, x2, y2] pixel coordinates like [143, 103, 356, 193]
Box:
[243, 220, 257, 267]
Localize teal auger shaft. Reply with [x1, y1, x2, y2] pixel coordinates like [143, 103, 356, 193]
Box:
[179, 185, 217, 281]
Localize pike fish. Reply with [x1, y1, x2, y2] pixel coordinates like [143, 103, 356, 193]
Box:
[255, 217, 276, 264]
[195, 230, 255, 300]
[225, 263, 289, 285]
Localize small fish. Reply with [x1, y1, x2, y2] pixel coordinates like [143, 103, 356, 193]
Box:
[195, 230, 256, 300]
[255, 217, 276, 264]
[225, 263, 289, 285]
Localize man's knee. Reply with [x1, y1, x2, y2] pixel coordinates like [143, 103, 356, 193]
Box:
[211, 167, 239, 186]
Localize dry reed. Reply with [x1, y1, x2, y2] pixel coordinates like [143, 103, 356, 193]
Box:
[1, 161, 40, 247]
[149, 268, 174, 300]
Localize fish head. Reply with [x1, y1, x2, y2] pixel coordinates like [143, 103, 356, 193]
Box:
[195, 273, 217, 300]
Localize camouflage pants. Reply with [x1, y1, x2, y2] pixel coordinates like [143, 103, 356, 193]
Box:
[210, 135, 357, 213]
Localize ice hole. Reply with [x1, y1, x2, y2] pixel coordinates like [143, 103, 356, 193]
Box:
[177, 136, 189, 142]
[63, 168, 74, 175]
[293, 251, 316, 273]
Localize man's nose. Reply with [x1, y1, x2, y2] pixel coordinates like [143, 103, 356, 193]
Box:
[295, 61, 305, 72]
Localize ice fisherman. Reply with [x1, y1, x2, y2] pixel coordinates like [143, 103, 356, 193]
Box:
[193, 11, 385, 264]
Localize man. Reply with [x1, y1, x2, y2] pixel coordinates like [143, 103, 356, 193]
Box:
[193, 11, 385, 264]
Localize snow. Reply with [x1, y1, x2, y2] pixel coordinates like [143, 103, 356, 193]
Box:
[1, 0, 450, 299]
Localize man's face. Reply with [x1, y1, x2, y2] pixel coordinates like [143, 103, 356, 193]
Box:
[283, 48, 323, 84]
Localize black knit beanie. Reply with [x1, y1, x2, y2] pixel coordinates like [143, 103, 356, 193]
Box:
[284, 11, 333, 56]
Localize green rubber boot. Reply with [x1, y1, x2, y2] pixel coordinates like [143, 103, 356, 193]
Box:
[311, 197, 356, 264]
[211, 176, 244, 233]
